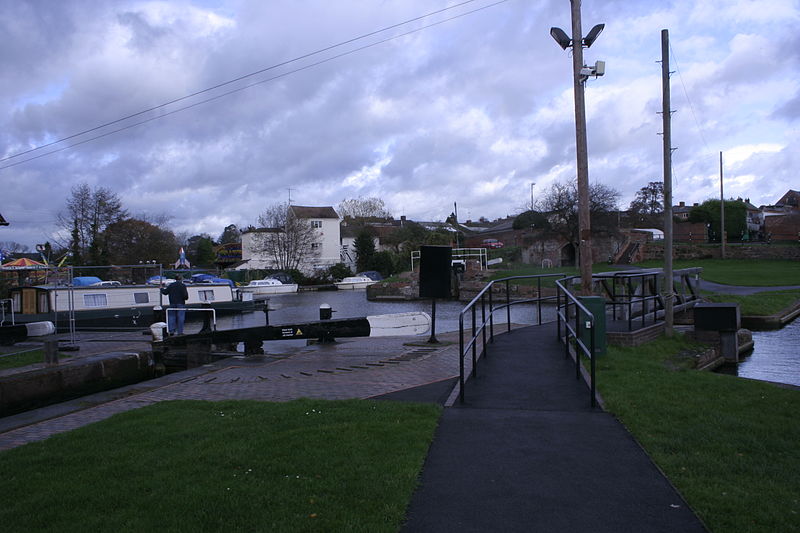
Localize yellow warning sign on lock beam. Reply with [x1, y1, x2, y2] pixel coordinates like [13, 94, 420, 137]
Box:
[296, 328, 303, 336]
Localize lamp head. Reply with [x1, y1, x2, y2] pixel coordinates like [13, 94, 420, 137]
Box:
[582, 24, 605, 48]
[550, 27, 572, 50]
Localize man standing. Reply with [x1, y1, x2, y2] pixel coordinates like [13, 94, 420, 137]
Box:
[161, 274, 189, 335]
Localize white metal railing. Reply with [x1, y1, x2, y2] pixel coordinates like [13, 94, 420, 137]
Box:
[410, 248, 489, 271]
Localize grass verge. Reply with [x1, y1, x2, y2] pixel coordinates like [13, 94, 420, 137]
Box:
[599, 335, 800, 532]
[0, 349, 69, 371]
[0, 399, 441, 533]
[702, 289, 800, 316]
[635, 258, 800, 286]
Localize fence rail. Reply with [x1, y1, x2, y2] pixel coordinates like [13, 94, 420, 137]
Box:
[555, 276, 597, 407]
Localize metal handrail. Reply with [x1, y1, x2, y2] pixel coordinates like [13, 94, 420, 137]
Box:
[555, 276, 597, 407]
[457, 273, 565, 404]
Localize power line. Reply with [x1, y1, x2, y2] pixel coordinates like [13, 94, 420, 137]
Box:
[1, 0, 509, 169]
[669, 43, 712, 154]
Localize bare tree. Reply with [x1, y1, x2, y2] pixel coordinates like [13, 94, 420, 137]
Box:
[538, 180, 621, 248]
[337, 197, 391, 220]
[57, 183, 128, 263]
[254, 202, 319, 270]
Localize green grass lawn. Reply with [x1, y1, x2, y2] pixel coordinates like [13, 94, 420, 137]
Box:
[636, 258, 800, 286]
[599, 336, 800, 533]
[0, 399, 441, 533]
[702, 289, 800, 316]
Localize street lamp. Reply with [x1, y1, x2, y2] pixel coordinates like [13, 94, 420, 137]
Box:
[550, 2, 605, 295]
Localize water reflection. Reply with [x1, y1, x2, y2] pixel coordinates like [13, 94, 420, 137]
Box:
[717, 318, 800, 387]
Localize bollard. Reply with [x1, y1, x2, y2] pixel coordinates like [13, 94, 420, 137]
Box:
[44, 340, 59, 366]
[319, 303, 332, 320]
[263, 299, 270, 325]
[318, 304, 335, 343]
[152, 305, 166, 324]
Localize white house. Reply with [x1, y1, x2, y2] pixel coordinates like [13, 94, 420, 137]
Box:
[238, 205, 341, 274]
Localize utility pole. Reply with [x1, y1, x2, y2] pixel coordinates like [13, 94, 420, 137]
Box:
[570, 0, 592, 295]
[661, 29, 674, 336]
[720, 152, 726, 259]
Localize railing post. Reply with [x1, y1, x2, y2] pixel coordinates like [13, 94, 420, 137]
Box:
[488, 288, 494, 341]
[505, 279, 511, 333]
[481, 295, 487, 355]
[590, 318, 596, 408]
[459, 314, 465, 404]
[471, 305, 477, 378]
[575, 304, 581, 379]
[537, 277, 542, 325]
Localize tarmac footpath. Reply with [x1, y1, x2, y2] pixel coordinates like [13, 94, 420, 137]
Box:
[400, 322, 707, 532]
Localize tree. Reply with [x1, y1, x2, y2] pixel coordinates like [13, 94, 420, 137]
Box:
[58, 183, 128, 264]
[628, 181, 664, 228]
[218, 224, 241, 244]
[254, 202, 319, 270]
[688, 199, 747, 242]
[537, 180, 621, 248]
[185, 234, 216, 266]
[338, 197, 391, 220]
[101, 219, 179, 266]
[512, 210, 551, 231]
[354, 229, 376, 272]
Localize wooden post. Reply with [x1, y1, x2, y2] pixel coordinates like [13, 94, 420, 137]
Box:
[44, 340, 59, 366]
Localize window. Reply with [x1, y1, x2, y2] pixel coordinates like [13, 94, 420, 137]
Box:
[133, 292, 150, 304]
[198, 290, 215, 302]
[311, 242, 321, 249]
[83, 293, 108, 307]
[311, 220, 323, 228]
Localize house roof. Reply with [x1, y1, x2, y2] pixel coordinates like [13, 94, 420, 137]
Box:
[290, 205, 339, 219]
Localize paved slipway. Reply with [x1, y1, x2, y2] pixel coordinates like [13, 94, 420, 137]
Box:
[0, 324, 707, 532]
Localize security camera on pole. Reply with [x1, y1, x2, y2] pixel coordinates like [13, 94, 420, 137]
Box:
[550, 2, 605, 295]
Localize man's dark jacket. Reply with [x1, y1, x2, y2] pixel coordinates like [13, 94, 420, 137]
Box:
[161, 281, 189, 305]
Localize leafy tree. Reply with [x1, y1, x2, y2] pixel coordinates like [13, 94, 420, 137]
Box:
[101, 219, 178, 265]
[368, 250, 395, 277]
[58, 183, 127, 264]
[537, 180, 621, 250]
[338, 197, 391, 220]
[185, 234, 217, 266]
[628, 181, 664, 228]
[688, 199, 747, 242]
[218, 224, 241, 244]
[354, 229, 376, 272]
[327, 262, 353, 281]
[512, 210, 551, 230]
[254, 202, 319, 270]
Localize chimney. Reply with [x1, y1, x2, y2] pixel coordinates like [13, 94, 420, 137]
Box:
[693, 203, 699, 207]
[679, 201, 685, 207]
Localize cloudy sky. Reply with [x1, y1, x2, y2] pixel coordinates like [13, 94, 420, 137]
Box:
[2, 0, 799, 249]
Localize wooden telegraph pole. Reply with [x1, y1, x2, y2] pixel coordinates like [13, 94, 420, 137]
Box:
[570, 0, 593, 295]
[661, 29, 674, 336]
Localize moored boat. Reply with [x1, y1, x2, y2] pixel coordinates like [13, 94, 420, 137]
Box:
[335, 276, 378, 290]
[238, 278, 299, 298]
[5, 282, 255, 331]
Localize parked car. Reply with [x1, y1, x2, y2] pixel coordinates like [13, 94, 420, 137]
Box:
[482, 238, 504, 249]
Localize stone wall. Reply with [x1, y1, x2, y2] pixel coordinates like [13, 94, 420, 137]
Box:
[640, 243, 800, 261]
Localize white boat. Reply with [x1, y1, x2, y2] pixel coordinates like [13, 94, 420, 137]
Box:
[238, 278, 299, 298]
[335, 276, 378, 290]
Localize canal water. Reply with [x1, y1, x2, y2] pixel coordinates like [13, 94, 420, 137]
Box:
[717, 318, 800, 387]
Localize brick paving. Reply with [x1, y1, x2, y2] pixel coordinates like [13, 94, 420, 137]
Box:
[0, 329, 487, 451]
